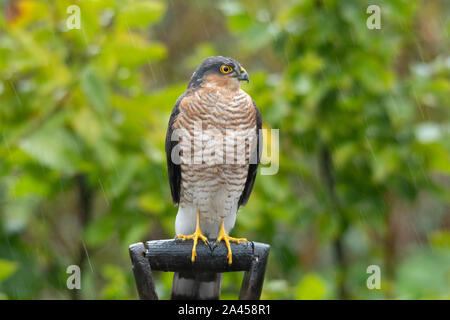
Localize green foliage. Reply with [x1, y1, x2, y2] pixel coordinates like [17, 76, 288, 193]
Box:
[0, 0, 449, 299]
[0, 259, 18, 283]
[295, 273, 328, 300]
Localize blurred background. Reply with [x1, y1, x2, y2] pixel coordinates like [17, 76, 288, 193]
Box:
[0, 0, 449, 299]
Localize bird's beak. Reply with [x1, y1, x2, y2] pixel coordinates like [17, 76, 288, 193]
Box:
[238, 67, 249, 82]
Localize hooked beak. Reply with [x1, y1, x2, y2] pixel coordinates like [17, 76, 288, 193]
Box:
[238, 67, 249, 82]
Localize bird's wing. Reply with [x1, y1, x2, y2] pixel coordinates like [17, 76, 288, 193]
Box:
[238, 99, 262, 208]
[165, 93, 186, 205]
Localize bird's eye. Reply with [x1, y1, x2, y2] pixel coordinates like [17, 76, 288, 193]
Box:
[220, 65, 233, 74]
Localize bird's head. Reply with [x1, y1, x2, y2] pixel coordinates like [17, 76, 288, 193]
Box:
[187, 56, 249, 90]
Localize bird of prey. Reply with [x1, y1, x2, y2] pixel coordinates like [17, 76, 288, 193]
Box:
[165, 56, 262, 298]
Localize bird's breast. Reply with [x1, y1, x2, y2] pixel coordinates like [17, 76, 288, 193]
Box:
[173, 88, 258, 167]
[173, 87, 258, 211]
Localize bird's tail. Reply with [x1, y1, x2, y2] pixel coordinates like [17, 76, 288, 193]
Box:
[171, 271, 222, 300]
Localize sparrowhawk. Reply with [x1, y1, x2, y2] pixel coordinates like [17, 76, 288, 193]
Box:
[165, 56, 262, 269]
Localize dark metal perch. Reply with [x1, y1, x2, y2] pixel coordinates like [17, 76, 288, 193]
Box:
[129, 239, 270, 300]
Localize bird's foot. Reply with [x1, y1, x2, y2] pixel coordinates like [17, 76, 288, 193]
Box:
[176, 211, 208, 262]
[177, 231, 208, 262]
[216, 220, 247, 265]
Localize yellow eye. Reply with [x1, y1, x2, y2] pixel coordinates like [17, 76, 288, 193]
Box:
[220, 65, 233, 74]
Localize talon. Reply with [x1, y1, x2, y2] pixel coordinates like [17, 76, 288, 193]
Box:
[177, 211, 208, 262]
[216, 219, 247, 264]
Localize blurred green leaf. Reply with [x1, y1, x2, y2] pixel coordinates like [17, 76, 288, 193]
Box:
[19, 126, 82, 174]
[101, 265, 130, 300]
[429, 231, 450, 249]
[84, 216, 116, 247]
[81, 67, 110, 114]
[295, 273, 327, 300]
[117, 0, 166, 29]
[394, 248, 450, 299]
[0, 260, 18, 283]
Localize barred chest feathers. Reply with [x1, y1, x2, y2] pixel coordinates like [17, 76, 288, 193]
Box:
[173, 87, 257, 239]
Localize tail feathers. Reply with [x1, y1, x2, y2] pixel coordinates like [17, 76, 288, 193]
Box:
[171, 271, 222, 300]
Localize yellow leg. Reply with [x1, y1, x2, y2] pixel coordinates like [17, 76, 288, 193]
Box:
[216, 219, 247, 264]
[177, 211, 208, 262]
